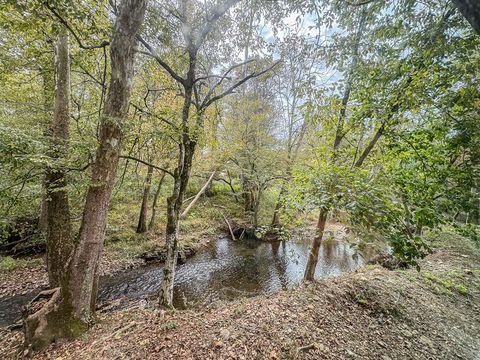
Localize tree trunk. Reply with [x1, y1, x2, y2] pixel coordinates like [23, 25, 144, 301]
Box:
[38, 57, 55, 234]
[333, 9, 366, 154]
[159, 48, 197, 305]
[271, 182, 286, 227]
[45, 28, 73, 288]
[453, 0, 480, 34]
[304, 209, 328, 281]
[160, 141, 196, 306]
[137, 165, 153, 233]
[354, 121, 386, 168]
[24, 0, 146, 349]
[67, 0, 146, 320]
[149, 171, 166, 229]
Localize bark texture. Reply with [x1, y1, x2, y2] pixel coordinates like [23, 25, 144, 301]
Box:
[23, 0, 146, 350]
[453, 0, 480, 34]
[68, 0, 146, 320]
[45, 28, 73, 288]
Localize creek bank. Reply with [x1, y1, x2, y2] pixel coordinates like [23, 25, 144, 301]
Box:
[1, 232, 478, 359]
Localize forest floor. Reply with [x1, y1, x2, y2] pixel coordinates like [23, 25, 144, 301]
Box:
[1, 231, 479, 359]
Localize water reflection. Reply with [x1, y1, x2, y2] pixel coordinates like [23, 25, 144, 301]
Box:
[98, 238, 364, 308]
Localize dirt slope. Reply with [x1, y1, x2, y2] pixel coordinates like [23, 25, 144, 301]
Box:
[1, 233, 479, 359]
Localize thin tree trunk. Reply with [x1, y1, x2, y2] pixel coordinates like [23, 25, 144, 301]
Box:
[38, 192, 49, 233]
[303, 11, 366, 280]
[160, 141, 196, 306]
[24, 1, 147, 350]
[354, 121, 386, 168]
[159, 51, 197, 305]
[333, 9, 366, 153]
[45, 28, 73, 288]
[223, 214, 236, 240]
[181, 171, 215, 218]
[137, 165, 153, 233]
[304, 209, 328, 281]
[149, 171, 166, 229]
[271, 181, 287, 227]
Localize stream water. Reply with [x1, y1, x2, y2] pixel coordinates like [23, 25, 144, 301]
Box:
[0, 237, 365, 326]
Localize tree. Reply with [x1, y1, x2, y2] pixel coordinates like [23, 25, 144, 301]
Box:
[139, 0, 277, 306]
[45, 27, 73, 288]
[23, 0, 147, 349]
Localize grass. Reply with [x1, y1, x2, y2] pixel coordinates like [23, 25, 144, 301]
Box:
[0, 255, 43, 272]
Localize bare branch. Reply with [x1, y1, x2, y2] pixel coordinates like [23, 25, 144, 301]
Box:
[120, 155, 174, 177]
[344, 0, 379, 6]
[195, 0, 241, 49]
[202, 60, 281, 109]
[130, 103, 178, 129]
[200, 59, 255, 102]
[136, 36, 186, 86]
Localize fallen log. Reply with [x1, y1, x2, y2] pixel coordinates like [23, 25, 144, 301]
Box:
[181, 171, 216, 218]
[222, 214, 236, 241]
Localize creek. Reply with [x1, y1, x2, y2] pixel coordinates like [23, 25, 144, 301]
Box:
[0, 236, 366, 326]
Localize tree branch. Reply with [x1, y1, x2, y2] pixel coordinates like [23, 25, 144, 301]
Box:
[120, 155, 174, 177]
[202, 60, 281, 109]
[45, 3, 109, 50]
[200, 59, 255, 102]
[195, 0, 241, 49]
[136, 35, 186, 86]
[344, 0, 378, 6]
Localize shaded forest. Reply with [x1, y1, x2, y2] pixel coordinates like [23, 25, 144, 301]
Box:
[0, 0, 479, 358]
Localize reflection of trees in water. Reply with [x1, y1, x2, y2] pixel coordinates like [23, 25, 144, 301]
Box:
[271, 240, 289, 289]
[170, 238, 363, 308]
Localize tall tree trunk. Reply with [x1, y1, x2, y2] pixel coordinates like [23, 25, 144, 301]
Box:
[38, 59, 55, 234]
[45, 28, 73, 288]
[333, 9, 366, 154]
[68, 0, 146, 320]
[160, 140, 196, 306]
[159, 52, 197, 305]
[137, 165, 153, 233]
[304, 209, 328, 281]
[453, 0, 480, 34]
[271, 181, 287, 227]
[149, 171, 166, 229]
[302, 12, 366, 280]
[24, 0, 146, 349]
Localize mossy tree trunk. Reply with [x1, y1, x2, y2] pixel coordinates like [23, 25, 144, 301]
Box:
[45, 27, 74, 288]
[24, 0, 147, 350]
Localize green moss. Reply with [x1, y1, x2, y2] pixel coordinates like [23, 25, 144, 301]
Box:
[159, 320, 177, 331]
[455, 284, 468, 295]
[0, 256, 42, 272]
[355, 294, 367, 305]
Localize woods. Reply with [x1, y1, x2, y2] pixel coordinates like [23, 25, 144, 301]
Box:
[0, 0, 479, 358]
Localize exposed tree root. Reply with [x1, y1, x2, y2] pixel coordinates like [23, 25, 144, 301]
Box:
[22, 288, 88, 352]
